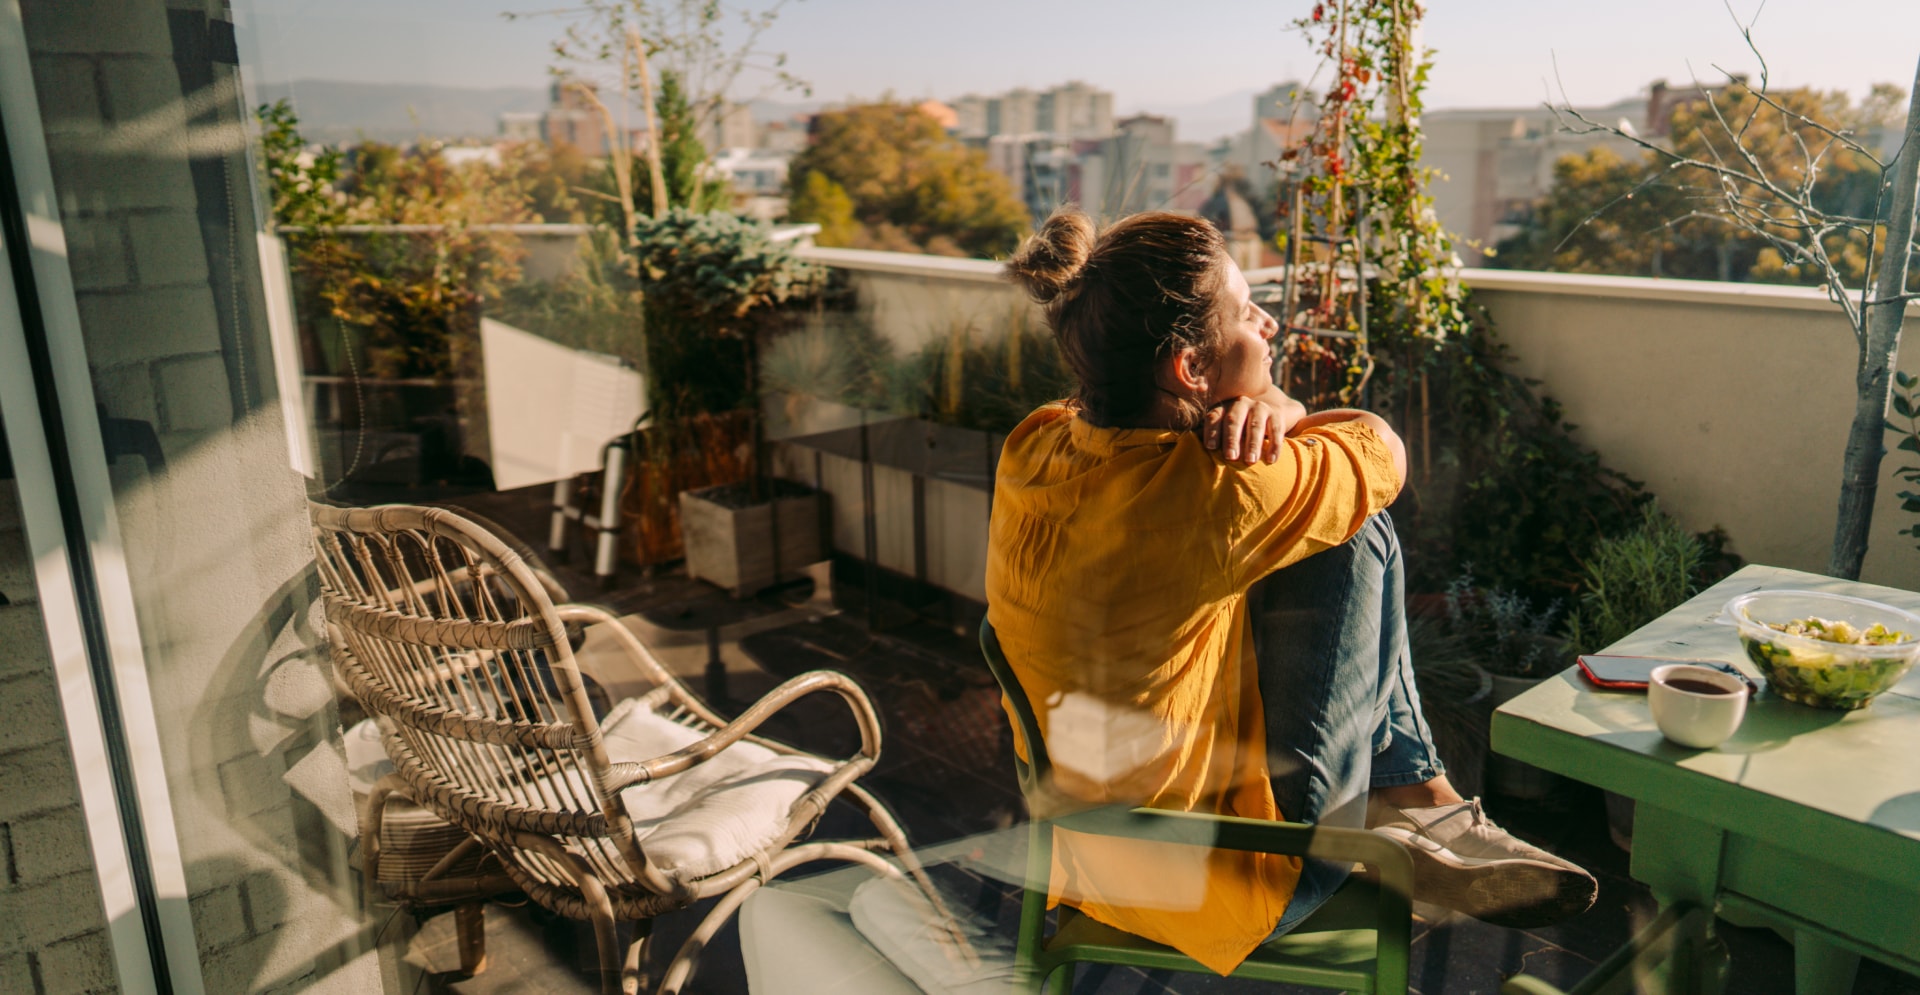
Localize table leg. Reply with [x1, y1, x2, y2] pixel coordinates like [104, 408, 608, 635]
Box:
[1677, 908, 1729, 995]
[1793, 932, 1859, 995]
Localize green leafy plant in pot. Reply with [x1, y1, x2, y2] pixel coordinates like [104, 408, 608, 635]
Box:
[629, 208, 828, 596]
[1406, 612, 1493, 800]
[1562, 501, 1723, 848]
[1442, 567, 1572, 799]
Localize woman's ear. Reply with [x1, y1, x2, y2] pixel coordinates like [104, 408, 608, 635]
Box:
[1170, 347, 1209, 395]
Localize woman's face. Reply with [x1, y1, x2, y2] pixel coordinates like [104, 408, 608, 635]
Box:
[1203, 262, 1280, 404]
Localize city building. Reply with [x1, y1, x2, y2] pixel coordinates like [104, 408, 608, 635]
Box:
[1224, 81, 1318, 178]
[1421, 93, 1650, 257]
[759, 117, 810, 155]
[712, 146, 792, 195]
[958, 81, 1116, 142]
[499, 110, 543, 143]
[540, 77, 609, 155]
[1212, 79, 1690, 263]
[953, 93, 989, 139]
[1088, 114, 1211, 217]
[985, 133, 1076, 222]
[987, 87, 1041, 137]
[1036, 80, 1114, 141]
[705, 101, 761, 152]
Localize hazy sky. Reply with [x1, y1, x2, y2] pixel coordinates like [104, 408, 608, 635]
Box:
[237, 0, 1919, 114]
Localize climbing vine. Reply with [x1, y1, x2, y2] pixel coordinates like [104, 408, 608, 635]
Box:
[1281, 0, 1652, 604]
[1285, 1, 1472, 383]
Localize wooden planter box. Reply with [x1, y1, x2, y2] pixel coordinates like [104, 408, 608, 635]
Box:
[679, 484, 827, 598]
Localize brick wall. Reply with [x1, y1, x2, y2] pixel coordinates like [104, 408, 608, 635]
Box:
[10, 0, 388, 991]
[0, 486, 117, 994]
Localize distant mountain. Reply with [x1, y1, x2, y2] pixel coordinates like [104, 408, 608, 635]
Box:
[745, 97, 823, 124]
[251, 79, 1269, 147]
[1133, 87, 1263, 145]
[254, 80, 826, 145]
[254, 80, 547, 144]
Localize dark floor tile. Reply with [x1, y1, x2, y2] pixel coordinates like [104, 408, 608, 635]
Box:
[1067, 963, 1171, 994]
[1408, 914, 1597, 994]
[1514, 865, 1659, 965]
[858, 754, 1022, 845]
[1858, 958, 1920, 995]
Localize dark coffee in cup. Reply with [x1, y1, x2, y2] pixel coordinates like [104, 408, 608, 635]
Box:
[1665, 677, 1736, 695]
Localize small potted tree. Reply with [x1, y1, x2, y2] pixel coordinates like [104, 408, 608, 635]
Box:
[629, 208, 828, 596]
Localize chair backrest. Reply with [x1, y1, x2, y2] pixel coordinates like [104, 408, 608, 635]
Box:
[309, 502, 651, 895]
[977, 618, 1050, 800]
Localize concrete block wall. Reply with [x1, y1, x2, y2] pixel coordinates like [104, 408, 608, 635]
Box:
[0, 486, 117, 994]
[14, 0, 385, 991]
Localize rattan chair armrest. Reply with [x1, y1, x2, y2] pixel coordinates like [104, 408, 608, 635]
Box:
[600, 669, 885, 793]
[551, 603, 733, 727]
[1051, 805, 1416, 899]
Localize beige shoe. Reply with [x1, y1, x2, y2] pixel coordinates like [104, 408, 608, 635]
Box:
[1368, 798, 1597, 928]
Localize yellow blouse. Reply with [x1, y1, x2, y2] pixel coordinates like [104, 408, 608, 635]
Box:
[984, 403, 1401, 974]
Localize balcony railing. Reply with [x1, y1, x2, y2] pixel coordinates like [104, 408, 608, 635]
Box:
[796, 245, 1920, 594]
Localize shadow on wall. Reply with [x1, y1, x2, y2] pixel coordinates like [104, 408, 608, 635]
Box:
[182, 564, 408, 992]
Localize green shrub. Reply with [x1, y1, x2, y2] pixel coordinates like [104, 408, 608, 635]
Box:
[628, 209, 827, 420]
[1562, 502, 1708, 656]
[1443, 567, 1567, 678]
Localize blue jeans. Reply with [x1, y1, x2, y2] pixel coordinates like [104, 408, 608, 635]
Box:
[1253, 511, 1445, 936]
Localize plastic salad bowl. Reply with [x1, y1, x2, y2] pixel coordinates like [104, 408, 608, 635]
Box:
[1719, 589, 1920, 710]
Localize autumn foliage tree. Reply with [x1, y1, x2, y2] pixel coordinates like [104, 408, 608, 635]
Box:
[1534, 31, 1920, 580]
[1497, 85, 1901, 285]
[787, 101, 1028, 257]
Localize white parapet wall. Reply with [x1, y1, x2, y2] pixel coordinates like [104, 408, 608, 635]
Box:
[803, 245, 1920, 595]
[1464, 269, 1920, 591]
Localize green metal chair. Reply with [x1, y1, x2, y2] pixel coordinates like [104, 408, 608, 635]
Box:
[1500, 901, 1727, 995]
[980, 618, 1416, 994]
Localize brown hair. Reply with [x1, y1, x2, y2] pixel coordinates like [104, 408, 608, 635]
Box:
[1004, 208, 1232, 429]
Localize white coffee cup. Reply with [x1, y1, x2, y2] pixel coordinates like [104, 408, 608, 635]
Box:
[1649, 664, 1749, 749]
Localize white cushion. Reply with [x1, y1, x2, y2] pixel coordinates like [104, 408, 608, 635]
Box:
[740, 885, 926, 995]
[597, 698, 834, 881]
[848, 875, 1016, 995]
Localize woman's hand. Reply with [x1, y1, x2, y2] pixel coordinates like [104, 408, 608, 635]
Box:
[1203, 389, 1304, 465]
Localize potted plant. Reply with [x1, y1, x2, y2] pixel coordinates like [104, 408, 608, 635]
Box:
[1406, 612, 1493, 800]
[629, 208, 829, 597]
[1441, 569, 1572, 799]
[1561, 502, 1726, 848]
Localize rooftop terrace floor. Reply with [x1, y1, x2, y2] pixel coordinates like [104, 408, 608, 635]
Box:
[407, 485, 1920, 995]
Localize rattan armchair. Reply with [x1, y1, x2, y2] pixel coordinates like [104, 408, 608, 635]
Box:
[310, 502, 947, 994]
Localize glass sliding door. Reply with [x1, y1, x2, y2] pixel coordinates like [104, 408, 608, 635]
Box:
[1, 1, 411, 991]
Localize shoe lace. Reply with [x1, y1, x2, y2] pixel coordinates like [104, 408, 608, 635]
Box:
[1414, 798, 1487, 842]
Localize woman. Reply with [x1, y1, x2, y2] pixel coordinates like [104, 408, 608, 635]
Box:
[985, 208, 1595, 975]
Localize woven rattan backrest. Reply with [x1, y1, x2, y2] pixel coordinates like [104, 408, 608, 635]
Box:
[308, 502, 647, 887]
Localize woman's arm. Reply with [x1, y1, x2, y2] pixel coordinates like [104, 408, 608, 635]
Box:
[1289, 408, 1408, 486]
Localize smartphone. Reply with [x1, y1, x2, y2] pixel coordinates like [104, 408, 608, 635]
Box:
[1577, 654, 1757, 693]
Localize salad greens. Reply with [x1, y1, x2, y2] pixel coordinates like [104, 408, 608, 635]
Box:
[1763, 616, 1906, 645]
[1742, 613, 1916, 709]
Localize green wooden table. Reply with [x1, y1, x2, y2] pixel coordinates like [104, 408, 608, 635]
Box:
[1492, 564, 1920, 993]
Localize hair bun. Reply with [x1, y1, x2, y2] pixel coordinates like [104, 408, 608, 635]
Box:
[1004, 208, 1095, 304]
